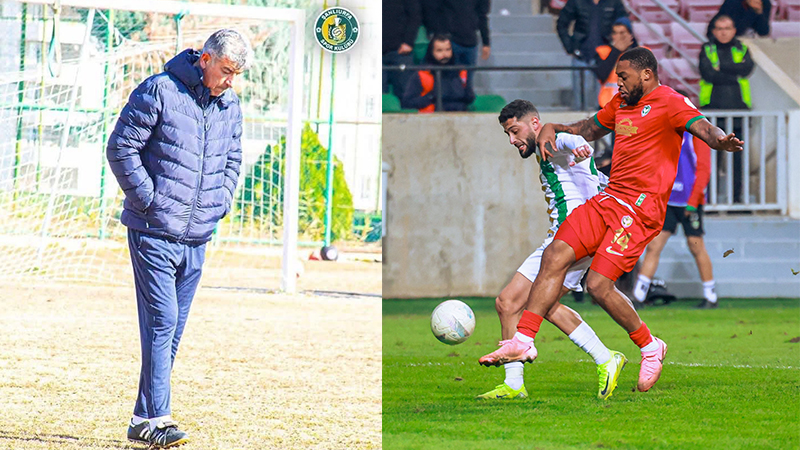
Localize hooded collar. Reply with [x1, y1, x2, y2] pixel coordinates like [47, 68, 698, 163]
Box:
[164, 49, 235, 107]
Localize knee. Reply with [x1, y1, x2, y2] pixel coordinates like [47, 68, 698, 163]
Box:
[586, 276, 613, 300]
[496, 294, 523, 317]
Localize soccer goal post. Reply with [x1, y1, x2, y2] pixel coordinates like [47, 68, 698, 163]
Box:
[0, 0, 305, 292]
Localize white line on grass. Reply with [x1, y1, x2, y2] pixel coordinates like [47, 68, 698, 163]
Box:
[399, 360, 798, 370]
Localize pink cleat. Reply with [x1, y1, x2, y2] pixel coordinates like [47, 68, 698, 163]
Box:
[638, 337, 668, 392]
[479, 337, 537, 367]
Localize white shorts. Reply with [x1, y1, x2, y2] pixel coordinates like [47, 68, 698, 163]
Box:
[517, 235, 592, 292]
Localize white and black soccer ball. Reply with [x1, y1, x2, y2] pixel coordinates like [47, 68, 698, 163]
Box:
[430, 300, 476, 345]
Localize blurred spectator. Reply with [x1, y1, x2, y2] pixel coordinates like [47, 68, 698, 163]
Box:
[383, 0, 422, 99]
[634, 90, 717, 309]
[437, 0, 491, 90]
[557, 0, 627, 110]
[420, 0, 443, 37]
[401, 35, 476, 113]
[712, 0, 771, 37]
[593, 17, 639, 109]
[699, 14, 754, 203]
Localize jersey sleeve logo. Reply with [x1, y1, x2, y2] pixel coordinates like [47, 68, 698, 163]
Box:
[615, 118, 639, 137]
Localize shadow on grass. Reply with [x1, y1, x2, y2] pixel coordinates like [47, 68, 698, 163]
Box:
[0, 430, 134, 449]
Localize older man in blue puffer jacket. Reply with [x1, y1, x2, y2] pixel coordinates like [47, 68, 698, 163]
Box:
[107, 29, 251, 448]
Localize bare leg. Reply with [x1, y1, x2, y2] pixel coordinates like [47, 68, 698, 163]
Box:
[585, 269, 642, 333]
[639, 230, 672, 279]
[497, 273, 580, 339]
[544, 292, 583, 335]
[687, 235, 714, 282]
[496, 273, 532, 340]
[523, 240, 576, 316]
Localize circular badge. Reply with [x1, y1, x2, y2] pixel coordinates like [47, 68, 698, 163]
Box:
[314, 7, 360, 53]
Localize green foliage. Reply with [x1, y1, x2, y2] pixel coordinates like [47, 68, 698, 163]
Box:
[235, 124, 353, 241]
[384, 297, 800, 449]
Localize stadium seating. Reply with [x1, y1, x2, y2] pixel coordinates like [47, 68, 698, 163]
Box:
[383, 93, 416, 113]
[678, 0, 722, 22]
[633, 22, 670, 60]
[628, 0, 681, 23]
[669, 22, 707, 62]
[659, 58, 700, 99]
[468, 94, 507, 112]
[770, 21, 800, 37]
[780, 0, 800, 20]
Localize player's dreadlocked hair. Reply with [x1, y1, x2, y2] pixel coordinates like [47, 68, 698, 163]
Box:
[619, 47, 659, 78]
[498, 99, 539, 124]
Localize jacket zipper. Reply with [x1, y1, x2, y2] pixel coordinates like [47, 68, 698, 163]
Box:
[180, 100, 211, 242]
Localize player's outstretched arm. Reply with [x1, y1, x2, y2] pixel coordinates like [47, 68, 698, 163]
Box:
[688, 117, 744, 153]
[537, 119, 610, 160]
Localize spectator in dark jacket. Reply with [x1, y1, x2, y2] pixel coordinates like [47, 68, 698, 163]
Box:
[712, 0, 771, 37]
[107, 29, 249, 448]
[402, 35, 476, 112]
[437, 0, 491, 90]
[699, 14, 754, 203]
[383, 0, 422, 99]
[557, 0, 627, 110]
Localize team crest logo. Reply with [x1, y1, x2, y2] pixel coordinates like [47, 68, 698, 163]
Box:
[615, 118, 638, 137]
[621, 215, 633, 228]
[641, 105, 651, 117]
[314, 7, 360, 53]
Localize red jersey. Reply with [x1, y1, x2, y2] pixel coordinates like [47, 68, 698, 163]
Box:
[593, 85, 705, 228]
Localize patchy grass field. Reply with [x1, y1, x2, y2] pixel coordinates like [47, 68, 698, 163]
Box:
[0, 255, 381, 450]
[383, 297, 800, 450]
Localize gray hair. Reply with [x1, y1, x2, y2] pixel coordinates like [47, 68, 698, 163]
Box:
[202, 29, 254, 71]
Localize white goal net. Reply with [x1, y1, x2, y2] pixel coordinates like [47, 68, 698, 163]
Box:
[0, 0, 306, 291]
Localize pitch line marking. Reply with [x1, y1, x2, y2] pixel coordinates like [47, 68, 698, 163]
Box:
[398, 361, 798, 370]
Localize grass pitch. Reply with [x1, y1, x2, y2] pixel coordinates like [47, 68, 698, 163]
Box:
[383, 297, 800, 450]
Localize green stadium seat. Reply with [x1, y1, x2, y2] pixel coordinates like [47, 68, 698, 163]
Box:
[413, 27, 429, 64]
[382, 93, 416, 113]
[468, 94, 507, 112]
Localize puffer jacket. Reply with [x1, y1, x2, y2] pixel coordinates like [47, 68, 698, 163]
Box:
[107, 49, 243, 244]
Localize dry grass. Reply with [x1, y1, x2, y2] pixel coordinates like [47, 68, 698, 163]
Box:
[0, 256, 381, 450]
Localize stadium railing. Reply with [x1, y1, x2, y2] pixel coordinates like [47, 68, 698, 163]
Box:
[382, 65, 598, 111]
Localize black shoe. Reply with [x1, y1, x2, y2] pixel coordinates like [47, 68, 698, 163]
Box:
[127, 420, 151, 445]
[148, 421, 189, 448]
[696, 300, 718, 309]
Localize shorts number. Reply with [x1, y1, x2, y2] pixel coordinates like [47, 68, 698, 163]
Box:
[612, 228, 632, 252]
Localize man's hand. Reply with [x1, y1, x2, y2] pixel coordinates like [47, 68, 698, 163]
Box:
[746, 0, 763, 14]
[537, 123, 558, 160]
[398, 43, 413, 54]
[715, 133, 744, 152]
[684, 205, 697, 217]
[481, 46, 491, 60]
[569, 144, 592, 166]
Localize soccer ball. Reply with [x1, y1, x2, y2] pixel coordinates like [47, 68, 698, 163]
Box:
[430, 300, 476, 345]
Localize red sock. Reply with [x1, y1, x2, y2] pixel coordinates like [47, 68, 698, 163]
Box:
[516, 311, 544, 339]
[629, 322, 654, 348]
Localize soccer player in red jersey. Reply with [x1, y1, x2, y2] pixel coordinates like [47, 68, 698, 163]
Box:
[479, 47, 743, 392]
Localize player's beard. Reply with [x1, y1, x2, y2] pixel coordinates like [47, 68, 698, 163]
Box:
[626, 78, 645, 105]
[519, 135, 537, 159]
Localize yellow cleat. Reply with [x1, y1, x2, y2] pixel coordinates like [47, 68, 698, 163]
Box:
[476, 382, 528, 400]
[597, 350, 627, 400]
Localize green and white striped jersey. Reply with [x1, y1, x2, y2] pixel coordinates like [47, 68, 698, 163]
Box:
[538, 132, 607, 235]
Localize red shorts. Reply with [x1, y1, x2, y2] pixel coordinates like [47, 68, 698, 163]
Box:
[554, 194, 661, 281]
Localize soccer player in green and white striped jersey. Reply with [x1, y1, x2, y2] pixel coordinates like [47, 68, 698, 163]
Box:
[477, 100, 626, 401]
